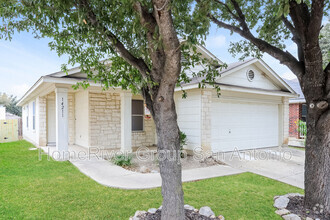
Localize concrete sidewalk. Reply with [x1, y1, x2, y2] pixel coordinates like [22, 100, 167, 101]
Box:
[41, 146, 244, 189]
[221, 147, 305, 189]
[71, 157, 244, 189]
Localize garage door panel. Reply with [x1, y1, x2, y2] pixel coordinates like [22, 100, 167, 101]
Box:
[211, 100, 279, 152]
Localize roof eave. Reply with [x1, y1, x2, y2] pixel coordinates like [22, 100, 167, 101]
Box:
[17, 77, 44, 106]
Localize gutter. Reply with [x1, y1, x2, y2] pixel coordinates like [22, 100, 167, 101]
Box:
[175, 82, 298, 98]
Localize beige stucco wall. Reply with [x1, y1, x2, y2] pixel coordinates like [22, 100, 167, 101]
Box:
[68, 93, 75, 145]
[75, 90, 89, 148]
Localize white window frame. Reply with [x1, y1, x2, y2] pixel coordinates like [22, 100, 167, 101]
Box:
[32, 101, 36, 130]
[26, 105, 29, 129]
[132, 100, 144, 132]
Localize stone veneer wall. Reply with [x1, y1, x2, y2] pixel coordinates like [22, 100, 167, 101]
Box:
[200, 90, 212, 152]
[89, 91, 156, 149]
[89, 92, 121, 148]
[132, 116, 156, 148]
[38, 96, 47, 146]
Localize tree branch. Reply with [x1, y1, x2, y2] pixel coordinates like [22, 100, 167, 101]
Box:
[134, 1, 164, 84]
[213, 0, 239, 20]
[209, 14, 304, 78]
[309, 0, 325, 42]
[281, 15, 299, 39]
[281, 15, 304, 62]
[74, 0, 150, 78]
[152, 0, 181, 82]
[229, 0, 249, 31]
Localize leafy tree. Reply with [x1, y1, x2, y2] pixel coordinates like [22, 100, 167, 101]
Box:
[195, 0, 330, 214]
[0, 0, 219, 219]
[0, 92, 22, 116]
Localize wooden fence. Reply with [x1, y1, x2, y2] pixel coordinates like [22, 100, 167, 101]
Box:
[0, 118, 22, 143]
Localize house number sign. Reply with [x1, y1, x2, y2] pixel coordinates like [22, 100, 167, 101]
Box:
[61, 97, 64, 118]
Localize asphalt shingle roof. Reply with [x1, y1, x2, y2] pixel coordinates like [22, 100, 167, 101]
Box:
[284, 78, 305, 100]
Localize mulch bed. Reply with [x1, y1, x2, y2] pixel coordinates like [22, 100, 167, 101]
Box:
[286, 196, 330, 220]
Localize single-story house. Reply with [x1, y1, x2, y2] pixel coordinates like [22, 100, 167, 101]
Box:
[17, 45, 297, 156]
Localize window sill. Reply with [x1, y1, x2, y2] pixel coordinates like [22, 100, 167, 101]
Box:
[132, 130, 145, 134]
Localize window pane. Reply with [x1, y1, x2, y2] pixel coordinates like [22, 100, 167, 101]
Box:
[33, 102, 35, 116]
[132, 116, 143, 131]
[33, 116, 35, 130]
[132, 100, 144, 115]
[301, 104, 307, 117]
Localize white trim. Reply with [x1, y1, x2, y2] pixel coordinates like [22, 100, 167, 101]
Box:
[175, 83, 297, 97]
[256, 59, 296, 94]
[17, 77, 44, 106]
[219, 59, 257, 78]
[217, 58, 296, 94]
[121, 92, 132, 152]
[289, 99, 306, 104]
[47, 66, 81, 78]
[216, 95, 283, 104]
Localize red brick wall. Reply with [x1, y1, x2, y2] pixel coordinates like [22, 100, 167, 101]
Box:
[289, 103, 301, 138]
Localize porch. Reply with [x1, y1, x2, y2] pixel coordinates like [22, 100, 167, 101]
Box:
[27, 82, 156, 160]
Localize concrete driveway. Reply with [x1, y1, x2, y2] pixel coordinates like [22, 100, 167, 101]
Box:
[220, 146, 305, 189]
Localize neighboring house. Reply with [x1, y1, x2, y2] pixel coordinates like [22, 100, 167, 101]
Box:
[0, 105, 5, 120]
[5, 112, 21, 120]
[0, 105, 21, 120]
[17, 45, 296, 156]
[285, 79, 306, 139]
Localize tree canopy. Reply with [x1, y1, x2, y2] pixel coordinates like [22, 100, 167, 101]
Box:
[0, 93, 21, 116]
[320, 21, 330, 67]
[0, 0, 221, 98]
[194, 0, 330, 215]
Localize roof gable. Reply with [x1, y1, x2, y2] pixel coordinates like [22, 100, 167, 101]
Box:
[217, 58, 295, 93]
[218, 63, 280, 91]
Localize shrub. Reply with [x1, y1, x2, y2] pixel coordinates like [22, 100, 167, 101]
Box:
[295, 119, 307, 146]
[179, 131, 187, 158]
[295, 119, 307, 137]
[112, 155, 132, 167]
[179, 131, 187, 147]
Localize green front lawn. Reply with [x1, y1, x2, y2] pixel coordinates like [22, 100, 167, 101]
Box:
[0, 141, 303, 219]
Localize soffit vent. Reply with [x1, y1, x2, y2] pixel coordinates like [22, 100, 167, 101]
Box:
[247, 69, 255, 81]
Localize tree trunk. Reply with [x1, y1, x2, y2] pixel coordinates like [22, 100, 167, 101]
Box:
[304, 108, 330, 214]
[300, 35, 330, 214]
[152, 91, 185, 220]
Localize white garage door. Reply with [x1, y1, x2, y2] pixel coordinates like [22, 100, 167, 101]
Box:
[211, 100, 279, 152]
